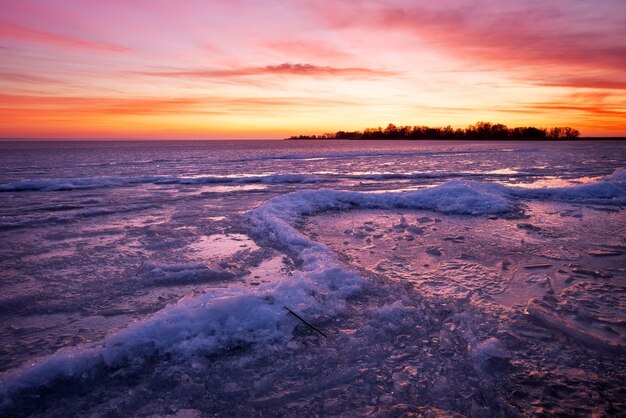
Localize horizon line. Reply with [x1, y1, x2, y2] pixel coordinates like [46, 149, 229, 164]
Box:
[1, 136, 626, 141]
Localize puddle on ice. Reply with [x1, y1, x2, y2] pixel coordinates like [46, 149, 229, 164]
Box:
[189, 233, 259, 260]
[502, 175, 603, 189]
[199, 184, 267, 193]
[244, 256, 289, 285]
[485, 168, 520, 175]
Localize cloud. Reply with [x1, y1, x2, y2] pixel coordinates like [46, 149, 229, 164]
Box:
[0, 95, 205, 118]
[525, 104, 626, 118]
[534, 77, 626, 91]
[522, 91, 626, 118]
[0, 94, 360, 118]
[309, 0, 626, 87]
[0, 20, 130, 52]
[0, 72, 65, 85]
[483, 91, 626, 128]
[139, 63, 395, 79]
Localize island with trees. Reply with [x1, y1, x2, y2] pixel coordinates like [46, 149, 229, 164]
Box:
[288, 122, 580, 140]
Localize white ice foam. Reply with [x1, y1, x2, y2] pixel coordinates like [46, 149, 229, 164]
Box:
[0, 173, 326, 192]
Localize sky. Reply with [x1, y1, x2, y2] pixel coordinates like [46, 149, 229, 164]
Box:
[0, 0, 625, 139]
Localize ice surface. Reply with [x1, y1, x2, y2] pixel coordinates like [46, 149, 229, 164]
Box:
[0, 140, 624, 416]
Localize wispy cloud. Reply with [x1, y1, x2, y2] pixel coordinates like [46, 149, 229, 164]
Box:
[0, 95, 206, 118]
[0, 72, 66, 85]
[0, 20, 130, 52]
[139, 63, 395, 79]
[311, 1, 626, 87]
[0, 94, 359, 117]
[534, 77, 626, 91]
[522, 91, 626, 118]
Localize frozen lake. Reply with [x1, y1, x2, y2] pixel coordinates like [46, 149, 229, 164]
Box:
[0, 140, 624, 417]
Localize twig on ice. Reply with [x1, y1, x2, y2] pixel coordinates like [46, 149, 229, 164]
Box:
[284, 306, 328, 338]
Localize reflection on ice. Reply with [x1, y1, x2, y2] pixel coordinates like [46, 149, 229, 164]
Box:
[503, 175, 603, 189]
[189, 233, 259, 260]
[199, 184, 267, 193]
[485, 168, 520, 175]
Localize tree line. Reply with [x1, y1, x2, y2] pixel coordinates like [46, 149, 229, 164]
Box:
[288, 122, 580, 140]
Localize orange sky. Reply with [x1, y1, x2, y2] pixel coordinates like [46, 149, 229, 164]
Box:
[1, 0, 625, 139]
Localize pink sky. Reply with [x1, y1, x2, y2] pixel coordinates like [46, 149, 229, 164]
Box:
[0, 0, 625, 138]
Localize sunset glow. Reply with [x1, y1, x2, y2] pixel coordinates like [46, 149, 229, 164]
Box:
[1, 0, 625, 138]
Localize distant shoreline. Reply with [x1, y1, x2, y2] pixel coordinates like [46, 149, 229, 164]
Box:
[286, 122, 593, 141]
[285, 137, 626, 141]
[0, 137, 624, 142]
